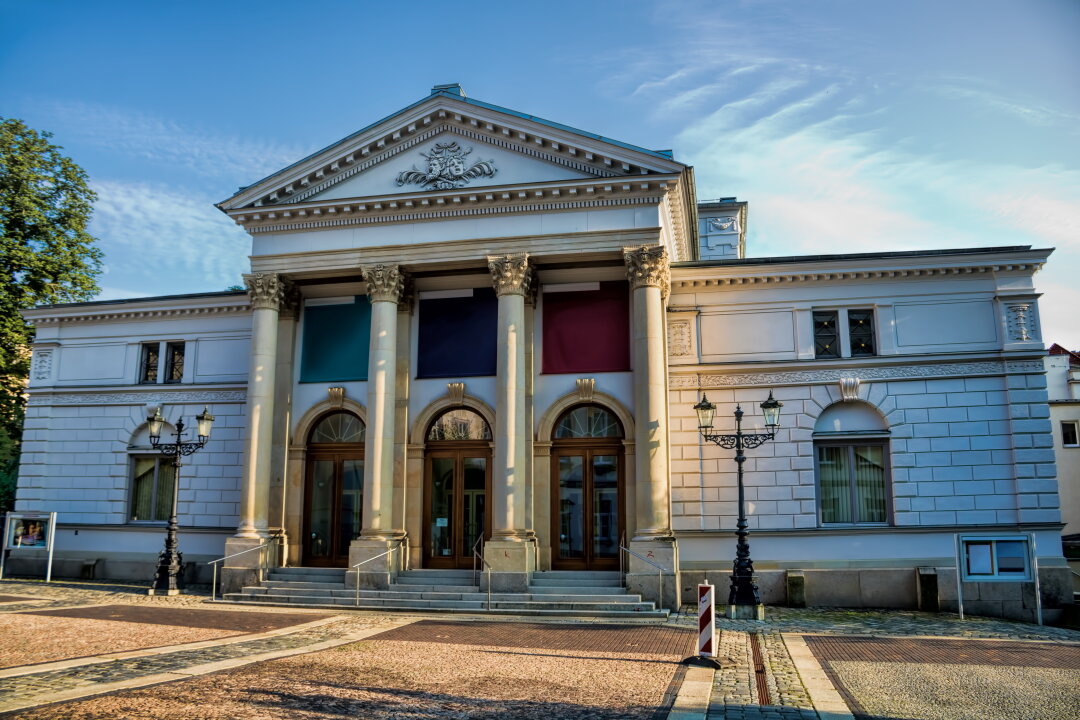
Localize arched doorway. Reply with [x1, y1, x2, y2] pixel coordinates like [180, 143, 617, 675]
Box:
[550, 404, 625, 570]
[424, 408, 492, 568]
[303, 411, 365, 567]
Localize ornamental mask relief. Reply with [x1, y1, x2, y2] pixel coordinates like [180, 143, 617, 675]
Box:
[396, 141, 496, 191]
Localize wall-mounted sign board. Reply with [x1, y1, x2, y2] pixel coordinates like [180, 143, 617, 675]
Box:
[954, 533, 1041, 624]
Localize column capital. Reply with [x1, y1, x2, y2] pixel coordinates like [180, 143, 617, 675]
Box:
[361, 264, 405, 303]
[623, 245, 670, 296]
[243, 273, 291, 311]
[487, 253, 533, 297]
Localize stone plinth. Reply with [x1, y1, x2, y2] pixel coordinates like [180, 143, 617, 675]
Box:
[220, 536, 268, 596]
[727, 603, 765, 620]
[348, 538, 401, 590]
[483, 538, 536, 593]
[626, 538, 681, 611]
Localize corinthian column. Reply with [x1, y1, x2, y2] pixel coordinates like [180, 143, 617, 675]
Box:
[624, 246, 672, 539]
[623, 246, 678, 608]
[359, 264, 404, 539]
[236, 272, 288, 538]
[488, 253, 532, 541]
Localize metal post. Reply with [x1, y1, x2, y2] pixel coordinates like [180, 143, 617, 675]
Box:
[730, 406, 760, 607]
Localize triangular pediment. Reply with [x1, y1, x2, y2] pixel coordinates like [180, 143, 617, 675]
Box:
[306, 131, 597, 203]
[218, 86, 687, 211]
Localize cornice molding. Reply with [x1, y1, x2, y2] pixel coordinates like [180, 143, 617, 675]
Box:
[28, 389, 248, 406]
[671, 263, 1046, 290]
[228, 177, 674, 234]
[225, 98, 685, 211]
[669, 359, 1047, 389]
[28, 304, 250, 326]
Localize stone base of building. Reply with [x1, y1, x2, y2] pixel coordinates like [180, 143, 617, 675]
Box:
[626, 537, 681, 611]
[347, 537, 403, 590]
[482, 538, 536, 593]
[220, 536, 271, 595]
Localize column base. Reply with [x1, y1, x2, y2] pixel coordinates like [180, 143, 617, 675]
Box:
[220, 536, 270, 596]
[727, 603, 766, 621]
[482, 538, 536, 592]
[348, 538, 402, 590]
[626, 537, 681, 611]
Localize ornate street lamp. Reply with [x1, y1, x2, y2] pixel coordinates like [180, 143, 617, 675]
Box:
[694, 392, 782, 619]
[146, 406, 214, 596]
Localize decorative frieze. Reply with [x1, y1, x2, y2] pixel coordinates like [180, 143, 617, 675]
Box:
[488, 254, 532, 297]
[28, 390, 247, 406]
[396, 141, 496, 190]
[361, 264, 405, 303]
[624, 245, 670, 295]
[28, 304, 250, 325]
[243, 273, 290, 311]
[1006, 303, 1038, 342]
[31, 350, 54, 381]
[671, 263, 1045, 290]
[668, 320, 692, 357]
[670, 359, 1047, 389]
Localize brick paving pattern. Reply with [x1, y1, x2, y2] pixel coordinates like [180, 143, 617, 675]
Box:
[0, 618, 376, 711]
[805, 635, 1080, 669]
[369, 619, 695, 657]
[25, 605, 327, 632]
[0, 595, 32, 603]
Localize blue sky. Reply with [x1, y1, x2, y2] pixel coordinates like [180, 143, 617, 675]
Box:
[2, 0, 1077, 347]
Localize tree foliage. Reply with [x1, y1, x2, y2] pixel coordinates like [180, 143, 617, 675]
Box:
[0, 118, 104, 511]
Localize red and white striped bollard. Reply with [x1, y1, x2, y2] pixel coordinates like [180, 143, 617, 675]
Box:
[698, 583, 715, 657]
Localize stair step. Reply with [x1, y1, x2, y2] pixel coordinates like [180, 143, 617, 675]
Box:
[222, 594, 668, 617]
[389, 582, 479, 592]
[528, 585, 628, 595]
[530, 577, 622, 587]
[242, 587, 641, 603]
[263, 580, 345, 590]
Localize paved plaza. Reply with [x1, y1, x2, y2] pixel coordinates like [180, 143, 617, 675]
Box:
[0, 578, 1077, 719]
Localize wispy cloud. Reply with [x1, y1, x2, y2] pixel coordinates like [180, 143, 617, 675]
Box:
[90, 180, 250, 297]
[36, 100, 313, 182]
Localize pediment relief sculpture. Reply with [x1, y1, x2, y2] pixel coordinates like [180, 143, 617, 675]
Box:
[396, 141, 496, 191]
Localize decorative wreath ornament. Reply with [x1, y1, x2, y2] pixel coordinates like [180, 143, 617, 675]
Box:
[396, 142, 497, 190]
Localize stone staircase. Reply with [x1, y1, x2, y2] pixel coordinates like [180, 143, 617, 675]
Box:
[222, 567, 669, 618]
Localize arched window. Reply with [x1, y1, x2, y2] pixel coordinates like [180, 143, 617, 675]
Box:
[550, 404, 624, 570]
[814, 402, 890, 525]
[554, 405, 623, 439]
[310, 412, 366, 443]
[304, 411, 365, 567]
[128, 422, 177, 523]
[427, 408, 492, 441]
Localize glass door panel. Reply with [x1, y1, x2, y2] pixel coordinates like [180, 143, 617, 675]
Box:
[592, 454, 618, 559]
[558, 455, 585, 560]
[462, 457, 487, 557]
[338, 459, 364, 555]
[308, 460, 334, 560]
[429, 456, 455, 560]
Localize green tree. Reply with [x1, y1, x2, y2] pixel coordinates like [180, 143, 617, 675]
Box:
[0, 118, 104, 513]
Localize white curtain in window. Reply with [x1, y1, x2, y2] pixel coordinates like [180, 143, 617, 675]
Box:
[853, 445, 886, 522]
[818, 446, 851, 523]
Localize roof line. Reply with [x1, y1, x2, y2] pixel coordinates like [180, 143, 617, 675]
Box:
[220, 88, 679, 207]
[31, 289, 248, 311]
[673, 245, 1049, 268]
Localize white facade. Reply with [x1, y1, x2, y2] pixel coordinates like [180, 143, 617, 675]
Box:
[13, 85, 1072, 620]
[1045, 349, 1080, 538]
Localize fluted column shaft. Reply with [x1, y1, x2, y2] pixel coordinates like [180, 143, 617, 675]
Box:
[625, 246, 672, 538]
[489, 254, 532, 539]
[237, 273, 287, 538]
[360, 264, 403, 538]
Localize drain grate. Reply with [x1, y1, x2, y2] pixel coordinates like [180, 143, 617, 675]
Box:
[749, 632, 771, 705]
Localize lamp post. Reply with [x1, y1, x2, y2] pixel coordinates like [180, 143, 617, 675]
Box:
[146, 406, 214, 596]
[694, 392, 782, 619]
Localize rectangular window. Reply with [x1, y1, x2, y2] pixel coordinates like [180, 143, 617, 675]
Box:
[139, 343, 159, 384]
[813, 311, 840, 359]
[1062, 420, 1079, 447]
[300, 297, 371, 383]
[848, 309, 876, 356]
[542, 281, 630, 374]
[960, 536, 1032, 581]
[417, 288, 498, 378]
[816, 442, 889, 524]
[164, 342, 185, 384]
[130, 457, 176, 522]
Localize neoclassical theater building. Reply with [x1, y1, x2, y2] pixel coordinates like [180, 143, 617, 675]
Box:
[15, 85, 1071, 619]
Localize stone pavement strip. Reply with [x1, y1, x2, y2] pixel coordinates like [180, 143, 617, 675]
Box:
[0, 615, 413, 715]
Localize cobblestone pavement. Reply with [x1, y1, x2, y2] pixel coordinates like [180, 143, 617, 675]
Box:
[672, 605, 1080, 642]
[707, 631, 819, 720]
[0, 616, 394, 713]
[0, 579, 217, 613]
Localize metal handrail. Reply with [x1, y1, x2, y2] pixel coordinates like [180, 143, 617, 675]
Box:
[472, 535, 485, 586]
[209, 539, 277, 602]
[618, 530, 627, 587]
[473, 549, 493, 612]
[619, 543, 666, 613]
[351, 543, 401, 607]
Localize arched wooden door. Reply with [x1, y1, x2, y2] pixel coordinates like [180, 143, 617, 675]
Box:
[302, 411, 365, 567]
[550, 404, 625, 571]
[423, 408, 492, 569]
